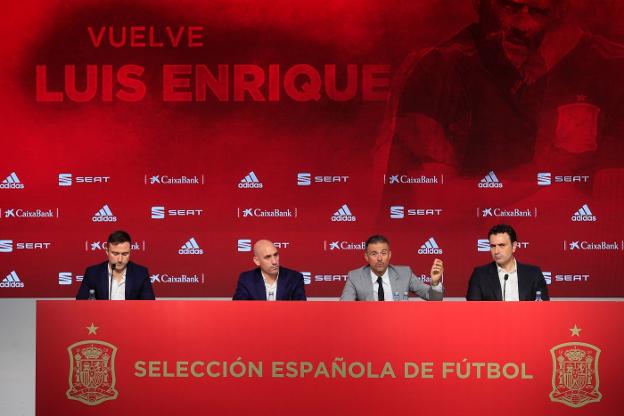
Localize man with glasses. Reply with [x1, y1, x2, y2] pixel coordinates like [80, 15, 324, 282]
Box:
[340, 235, 444, 301]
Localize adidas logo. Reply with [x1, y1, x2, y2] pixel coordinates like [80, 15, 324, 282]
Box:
[92, 204, 117, 222]
[478, 171, 503, 188]
[0, 172, 25, 189]
[571, 204, 597, 222]
[331, 204, 356, 222]
[1, 270, 24, 288]
[418, 237, 443, 254]
[238, 171, 263, 189]
[178, 237, 203, 255]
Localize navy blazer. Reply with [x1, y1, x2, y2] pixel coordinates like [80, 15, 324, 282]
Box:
[76, 261, 155, 300]
[466, 261, 549, 301]
[233, 267, 306, 300]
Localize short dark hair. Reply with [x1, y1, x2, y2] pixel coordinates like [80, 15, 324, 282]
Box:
[107, 230, 131, 245]
[488, 224, 517, 243]
[365, 235, 390, 250]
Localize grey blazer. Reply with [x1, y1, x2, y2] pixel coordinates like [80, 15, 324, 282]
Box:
[340, 265, 443, 301]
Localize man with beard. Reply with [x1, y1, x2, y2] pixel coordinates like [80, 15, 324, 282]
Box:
[76, 230, 155, 300]
[385, 0, 624, 177]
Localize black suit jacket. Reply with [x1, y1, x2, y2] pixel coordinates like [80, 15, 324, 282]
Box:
[466, 261, 549, 301]
[76, 261, 155, 300]
[232, 267, 306, 300]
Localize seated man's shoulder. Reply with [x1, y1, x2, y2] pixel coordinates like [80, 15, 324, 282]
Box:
[279, 266, 302, 277]
[85, 261, 106, 273]
[518, 262, 542, 273]
[128, 262, 148, 274]
[238, 268, 258, 280]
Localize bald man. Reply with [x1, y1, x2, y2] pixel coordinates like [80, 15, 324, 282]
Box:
[233, 239, 306, 300]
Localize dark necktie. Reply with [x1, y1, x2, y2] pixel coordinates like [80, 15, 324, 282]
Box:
[377, 276, 384, 301]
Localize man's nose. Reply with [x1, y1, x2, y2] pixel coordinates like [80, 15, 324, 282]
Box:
[511, 8, 538, 34]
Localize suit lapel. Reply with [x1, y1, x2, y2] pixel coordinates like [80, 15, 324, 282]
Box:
[517, 262, 529, 301]
[362, 266, 375, 301]
[99, 262, 110, 300]
[388, 266, 400, 295]
[124, 262, 133, 299]
[488, 263, 503, 301]
[255, 269, 267, 300]
[276, 268, 287, 300]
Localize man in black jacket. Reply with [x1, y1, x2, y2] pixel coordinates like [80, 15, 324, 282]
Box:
[467, 224, 549, 301]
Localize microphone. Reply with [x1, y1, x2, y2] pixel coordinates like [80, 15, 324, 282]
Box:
[503, 274, 509, 301]
[109, 263, 116, 300]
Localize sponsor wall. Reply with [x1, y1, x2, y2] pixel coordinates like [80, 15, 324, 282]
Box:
[2, 0, 624, 298]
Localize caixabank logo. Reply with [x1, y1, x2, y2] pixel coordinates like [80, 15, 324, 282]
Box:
[237, 207, 297, 218]
[66, 324, 118, 406]
[145, 174, 204, 185]
[384, 174, 442, 185]
[564, 240, 622, 251]
[85, 241, 145, 251]
[478, 207, 536, 218]
[323, 240, 365, 251]
[0, 207, 58, 219]
[549, 326, 602, 408]
[0, 172, 25, 189]
[150, 273, 205, 284]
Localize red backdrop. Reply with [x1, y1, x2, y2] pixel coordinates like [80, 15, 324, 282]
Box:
[2, 0, 624, 298]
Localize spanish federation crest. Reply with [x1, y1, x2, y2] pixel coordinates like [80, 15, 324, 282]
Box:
[550, 342, 602, 408]
[66, 340, 118, 405]
[555, 102, 600, 154]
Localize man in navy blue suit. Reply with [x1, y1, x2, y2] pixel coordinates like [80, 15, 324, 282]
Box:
[233, 239, 306, 301]
[76, 230, 155, 300]
[467, 224, 549, 301]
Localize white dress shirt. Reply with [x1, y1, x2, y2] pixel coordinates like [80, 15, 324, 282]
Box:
[262, 271, 279, 301]
[370, 269, 394, 301]
[497, 259, 519, 301]
[109, 264, 127, 300]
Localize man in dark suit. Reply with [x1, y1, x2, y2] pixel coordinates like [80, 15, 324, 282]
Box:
[467, 224, 549, 301]
[76, 230, 155, 300]
[233, 239, 306, 300]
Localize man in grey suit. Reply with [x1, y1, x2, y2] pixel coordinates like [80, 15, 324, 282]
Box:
[340, 235, 444, 301]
